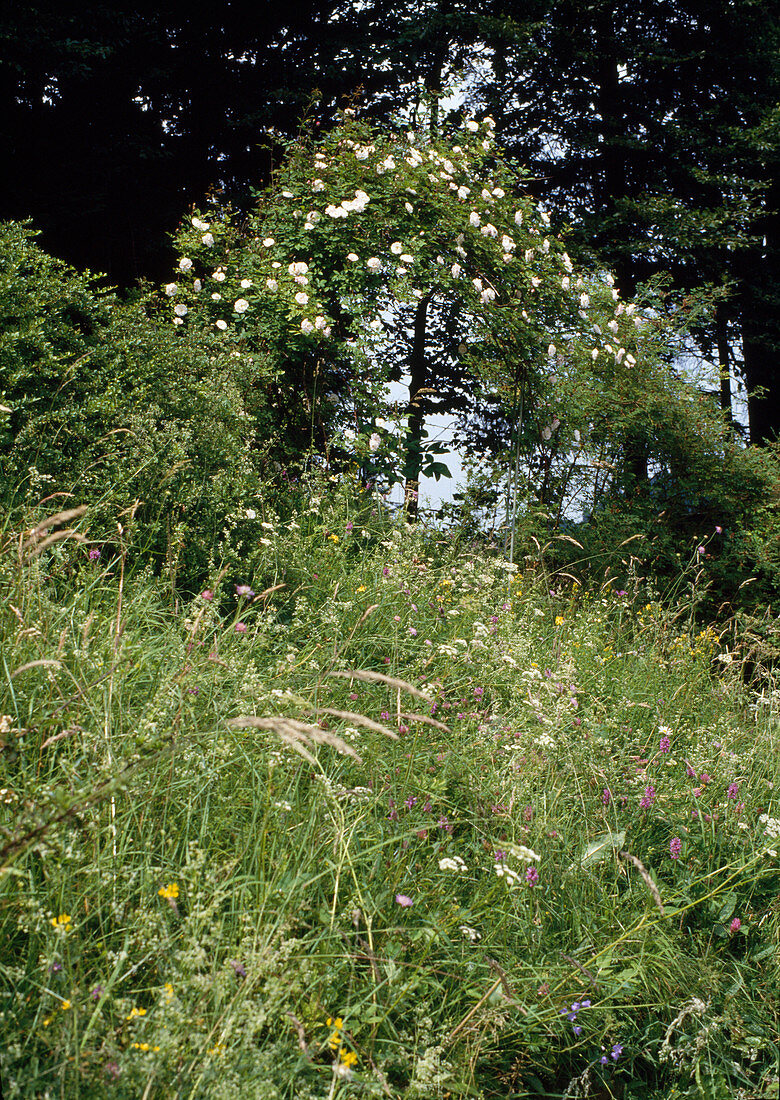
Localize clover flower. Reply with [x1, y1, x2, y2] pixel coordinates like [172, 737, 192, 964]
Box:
[640, 785, 656, 809]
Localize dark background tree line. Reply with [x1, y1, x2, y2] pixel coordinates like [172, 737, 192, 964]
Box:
[2, 0, 778, 444]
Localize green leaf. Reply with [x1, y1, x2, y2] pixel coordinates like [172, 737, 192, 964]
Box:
[578, 831, 626, 867]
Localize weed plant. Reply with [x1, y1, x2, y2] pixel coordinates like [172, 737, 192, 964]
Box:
[1, 482, 778, 1099]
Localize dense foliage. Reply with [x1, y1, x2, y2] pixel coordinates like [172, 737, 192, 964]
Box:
[1, 483, 779, 1098]
[3, 0, 779, 442]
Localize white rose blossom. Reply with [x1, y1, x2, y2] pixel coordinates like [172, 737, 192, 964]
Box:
[234, 298, 249, 313]
[215, 319, 227, 330]
[174, 303, 188, 317]
[178, 257, 193, 271]
[164, 283, 178, 296]
[301, 319, 315, 334]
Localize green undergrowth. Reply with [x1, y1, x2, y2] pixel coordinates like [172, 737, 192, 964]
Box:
[1, 483, 778, 1099]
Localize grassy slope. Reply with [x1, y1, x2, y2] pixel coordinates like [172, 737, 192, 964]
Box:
[1, 488, 779, 1100]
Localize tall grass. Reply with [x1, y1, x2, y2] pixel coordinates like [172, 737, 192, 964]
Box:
[1, 485, 778, 1099]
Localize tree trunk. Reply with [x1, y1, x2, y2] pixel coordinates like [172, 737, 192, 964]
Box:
[716, 302, 733, 423]
[740, 182, 780, 445]
[404, 293, 433, 521]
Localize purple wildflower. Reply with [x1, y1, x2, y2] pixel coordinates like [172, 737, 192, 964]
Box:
[729, 917, 741, 934]
[727, 782, 739, 800]
[230, 960, 247, 978]
[88, 548, 101, 561]
[611, 1043, 623, 1060]
[640, 785, 656, 809]
[526, 866, 539, 887]
[669, 837, 682, 860]
[659, 736, 671, 753]
[602, 788, 612, 805]
[395, 894, 413, 907]
[404, 796, 417, 810]
[235, 584, 255, 598]
[234, 622, 247, 633]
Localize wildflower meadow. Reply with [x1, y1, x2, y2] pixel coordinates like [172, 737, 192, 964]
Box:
[1, 477, 779, 1099]
[1, 107, 779, 1099]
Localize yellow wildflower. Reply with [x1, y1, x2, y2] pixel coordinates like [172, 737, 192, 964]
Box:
[163, 982, 174, 1000]
[356, 585, 367, 593]
[158, 883, 179, 900]
[555, 615, 565, 625]
[328, 534, 339, 543]
[126, 1007, 147, 1020]
[61, 1000, 72, 1011]
[50, 914, 71, 929]
[340, 1050, 358, 1067]
[327, 1016, 344, 1050]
